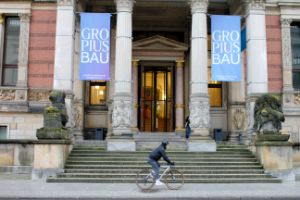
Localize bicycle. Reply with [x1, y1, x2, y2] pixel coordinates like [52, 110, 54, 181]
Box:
[136, 164, 184, 190]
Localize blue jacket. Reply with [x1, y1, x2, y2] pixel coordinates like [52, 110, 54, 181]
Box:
[148, 144, 172, 164]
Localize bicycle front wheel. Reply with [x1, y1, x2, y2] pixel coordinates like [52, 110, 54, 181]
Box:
[165, 169, 184, 190]
[136, 169, 155, 190]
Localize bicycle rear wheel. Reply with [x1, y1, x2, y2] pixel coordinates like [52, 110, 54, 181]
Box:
[136, 169, 155, 190]
[165, 169, 184, 190]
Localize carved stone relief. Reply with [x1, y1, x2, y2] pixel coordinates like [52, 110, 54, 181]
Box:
[294, 94, 300, 104]
[28, 90, 50, 102]
[189, 99, 210, 129]
[233, 108, 245, 130]
[112, 99, 132, 128]
[0, 90, 15, 101]
[281, 18, 293, 69]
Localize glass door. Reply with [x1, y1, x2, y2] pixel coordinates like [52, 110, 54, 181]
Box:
[139, 67, 173, 132]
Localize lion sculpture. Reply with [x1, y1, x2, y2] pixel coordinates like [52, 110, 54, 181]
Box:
[253, 94, 285, 134]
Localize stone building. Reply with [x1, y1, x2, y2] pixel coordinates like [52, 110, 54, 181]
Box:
[0, 0, 299, 154]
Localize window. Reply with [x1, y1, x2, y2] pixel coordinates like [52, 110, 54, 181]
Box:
[208, 67, 222, 107]
[291, 22, 300, 89]
[89, 81, 107, 105]
[0, 125, 8, 139]
[208, 35, 222, 107]
[2, 17, 20, 86]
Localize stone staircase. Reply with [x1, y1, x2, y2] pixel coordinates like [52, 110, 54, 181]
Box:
[47, 143, 281, 183]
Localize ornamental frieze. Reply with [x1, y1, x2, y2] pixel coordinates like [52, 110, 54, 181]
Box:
[0, 90, 15, 101]
[28, 90, 50, 102]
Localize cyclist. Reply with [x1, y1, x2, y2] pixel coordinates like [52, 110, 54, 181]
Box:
[148, 140, 174, 186]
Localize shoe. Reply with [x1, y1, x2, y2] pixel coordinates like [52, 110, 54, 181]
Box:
[155, 179, 163, 186]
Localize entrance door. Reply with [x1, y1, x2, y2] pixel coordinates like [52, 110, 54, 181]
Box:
[139, 66, 174, 132]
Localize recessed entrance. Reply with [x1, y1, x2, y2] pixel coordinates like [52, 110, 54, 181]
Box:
[138, 65, 174, 132]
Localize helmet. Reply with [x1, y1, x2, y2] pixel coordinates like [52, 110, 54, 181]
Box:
[162, 140, 169, 148]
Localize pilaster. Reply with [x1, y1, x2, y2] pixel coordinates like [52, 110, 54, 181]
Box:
[244, 0, 268, 144]
[17, 13, 30, 88]
[53, 0, 75, 92]
[0, 14, 4, 82]
[281, 18, 294, 108]
[131, 59, 139, 132]
[175, 59, 185, 132]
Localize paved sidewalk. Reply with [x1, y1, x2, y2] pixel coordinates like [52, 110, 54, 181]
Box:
[0, 177, 300, 200]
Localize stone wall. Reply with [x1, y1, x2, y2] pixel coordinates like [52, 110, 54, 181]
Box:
[266, 15, 283, 93]
[0, 113, 43, 139]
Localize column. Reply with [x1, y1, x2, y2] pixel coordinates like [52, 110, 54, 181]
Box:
[108, 0, 135, 151]
[244, 0, 268, 144]
[280, 18, 294, 107]
[17, 13, 30, 88]
[175, 59, 185, 133]
[53, 0, 75, 92]
[132, 59, 139, 132]
[189, 0, 216, 152]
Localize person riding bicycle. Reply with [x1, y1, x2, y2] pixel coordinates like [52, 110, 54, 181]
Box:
[148, 140, 174, 186]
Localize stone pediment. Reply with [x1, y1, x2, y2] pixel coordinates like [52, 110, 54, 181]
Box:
[133, 35, 188, 51]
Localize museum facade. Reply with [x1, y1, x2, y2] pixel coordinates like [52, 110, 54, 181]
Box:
[0, 0, 299, 152]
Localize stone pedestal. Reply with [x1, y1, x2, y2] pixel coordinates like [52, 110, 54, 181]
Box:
[255, 140, 294, 181]
[32, 140, 71, 179]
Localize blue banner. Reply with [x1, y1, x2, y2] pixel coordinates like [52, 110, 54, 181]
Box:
[80, 13, 111, 80]
[211, 15, 241, 82]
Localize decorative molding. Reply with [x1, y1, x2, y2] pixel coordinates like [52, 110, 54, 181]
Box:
[176, 59, 185, 68]
[115, 0, 134, 13]
[28, 90, 50, 101]
[112, 98, 132, 128]
[189, 0, 208, 14]
[0, 90, 16, 101]
[248, 0, 265, 10]
[57, 0, 73, 6]
[189, 98, 210, 128]
[175, 104, 185, 109]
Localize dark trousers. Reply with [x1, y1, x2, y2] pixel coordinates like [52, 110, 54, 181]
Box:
[148, 158, 160, 180]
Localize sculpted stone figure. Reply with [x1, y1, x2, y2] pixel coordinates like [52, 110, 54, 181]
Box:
[253, 94, 285, 134]
[36, 90, 69, 139]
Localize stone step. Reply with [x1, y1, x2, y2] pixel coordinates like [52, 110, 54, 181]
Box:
[64, 165, 264, 170]
[47, 177, 281, 183]
[67, 157, 257, 162]
[64, 168, 265, 174]
[56, 173, 273, 179]
[65, 160, 261, 166]
[70, 150, 253, 155]
[68, 154, 255, 158]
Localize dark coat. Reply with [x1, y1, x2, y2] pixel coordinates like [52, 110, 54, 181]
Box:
[148, 144, 172, 164]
